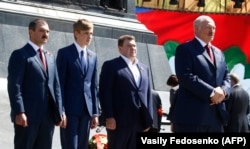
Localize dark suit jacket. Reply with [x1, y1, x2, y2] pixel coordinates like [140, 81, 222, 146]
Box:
[7, 43, 63, 124]
[167, 88, 178, 122]
[173, 38, 231, 127]
[225, 85, 250, 132]
[149, 90, 162, 132]
[99, 56, 153, 129]
[56, 44, 99, 117]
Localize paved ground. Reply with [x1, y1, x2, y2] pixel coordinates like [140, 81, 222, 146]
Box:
[0, 78, 170, 149]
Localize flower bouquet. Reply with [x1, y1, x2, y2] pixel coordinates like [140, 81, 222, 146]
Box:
[88, 133, 108, 149]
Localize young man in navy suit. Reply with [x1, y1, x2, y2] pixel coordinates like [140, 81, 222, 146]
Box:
[173, 15, 231, 132]
[7, 18, 66, 149]
[99, 35, 153, 149]
[56, 19, 99, 149]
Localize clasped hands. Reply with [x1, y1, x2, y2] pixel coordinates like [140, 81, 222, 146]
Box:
[210, 86, 225, 105]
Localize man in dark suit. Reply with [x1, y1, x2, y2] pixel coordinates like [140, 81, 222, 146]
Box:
[173, 15, 231, 132]
[56, 19, 99, 149]
[149, 90, 163, 133]
[225, 73, 250, 132]
[99, 35, 153, 149]
[166, 74, 179, 132]
[7, 18, 66, 149]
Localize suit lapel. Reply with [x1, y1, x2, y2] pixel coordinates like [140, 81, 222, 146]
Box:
[137, 63, 146, 88]
[193, 38, 215, 67]
[25, 44, 47, 76]
[85, 49, 91, 76]
[45, 51, 54, 77]
[119, 57, 138, 89]
[125, 67, 138, 89]
[70, 44, 86, 76]
[212, 46, 220, 68]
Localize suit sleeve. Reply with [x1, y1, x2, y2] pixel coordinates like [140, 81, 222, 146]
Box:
[90, 56, 99, 115]
[147, 69, 153, 119]
[99, 61, 114, 118]
[7, 50, 26, 115]
[56, 49, 67, 112]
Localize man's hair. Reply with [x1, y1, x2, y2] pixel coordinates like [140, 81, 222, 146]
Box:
[118, 35, 135, 46]
[193, 15, 214, 32]
[29, 18, 47, 31]
[230, 73, 240, 84]
[166, 74, 179, 87]
[73, 19, 93, 33]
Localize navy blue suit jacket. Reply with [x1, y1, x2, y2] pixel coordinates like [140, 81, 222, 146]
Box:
[7, 43, 63, 124]
[173, 38, 231, 126]
[99, 56, 153, 129]
[56, 44, 99, 117]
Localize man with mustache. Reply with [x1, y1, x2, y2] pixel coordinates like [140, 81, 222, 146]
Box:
[7, 18, 66, 149]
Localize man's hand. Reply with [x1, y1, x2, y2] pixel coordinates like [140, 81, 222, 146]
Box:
[90, 116, 99, 129]
[143, 127, 151, 132]
[210, 87, 225, 105]
[58, 113, 67, 128]
[106, 117, 116, 130]
[15, 113, 28, 127]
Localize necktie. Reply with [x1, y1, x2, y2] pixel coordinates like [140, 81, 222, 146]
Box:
[205, 44, 214, 64]
[38, 48, 47, 71]
[80, 51, 86, 73]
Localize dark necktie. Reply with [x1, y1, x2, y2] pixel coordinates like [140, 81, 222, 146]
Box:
[205, 44, 214, 64]
[80, 51, 86, 73]
[38, 48, 47, 71]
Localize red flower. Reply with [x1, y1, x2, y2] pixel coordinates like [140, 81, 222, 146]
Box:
[157, 106, 164, 116]
[88, 133, 108, 149]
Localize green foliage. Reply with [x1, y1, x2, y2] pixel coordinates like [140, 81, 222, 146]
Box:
[244, 63, 250, 79]
[224, 46, 246, 71]
[163, 41, 179, 60]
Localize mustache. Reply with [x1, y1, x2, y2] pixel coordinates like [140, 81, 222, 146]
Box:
[42, 35, 48, 39]
[208, 32, 214, 36]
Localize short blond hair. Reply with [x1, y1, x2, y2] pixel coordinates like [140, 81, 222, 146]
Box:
[73, 19, 93, 33]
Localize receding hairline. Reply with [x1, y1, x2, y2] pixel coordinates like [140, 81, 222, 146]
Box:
[230, 73, 240, 84]
[193, 15, 214, 27]
[28, 18, 48, 30]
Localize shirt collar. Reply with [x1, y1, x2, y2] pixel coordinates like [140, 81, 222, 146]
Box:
[195, 36, 211, 48]
[28, 40, 44, 52]
[74, 41, 87, 55]
[120, 55, 138, 66]
[232, 83, 240, 88]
